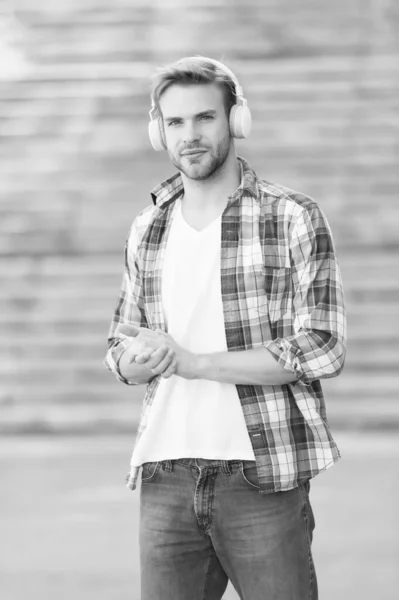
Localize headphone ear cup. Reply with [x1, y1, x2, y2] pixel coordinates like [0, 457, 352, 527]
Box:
[148, 118, 166, 151]
[229, 104, 252, 139]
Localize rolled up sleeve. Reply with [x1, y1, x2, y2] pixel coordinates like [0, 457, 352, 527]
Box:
[264, 203, 347, 385]
[103, 224, 148, 385]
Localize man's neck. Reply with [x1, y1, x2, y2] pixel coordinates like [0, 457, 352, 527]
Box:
[180, 151, 241, 212]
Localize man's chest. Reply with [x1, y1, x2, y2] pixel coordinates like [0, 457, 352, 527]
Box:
[136, 208, 290, 346]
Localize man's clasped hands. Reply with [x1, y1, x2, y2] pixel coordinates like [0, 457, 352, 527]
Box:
[118, 325, 196, 380]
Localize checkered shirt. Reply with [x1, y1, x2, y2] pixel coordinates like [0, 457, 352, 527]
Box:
[104, 157, 347, 494]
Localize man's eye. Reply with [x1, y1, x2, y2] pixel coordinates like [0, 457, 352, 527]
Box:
[200, 115, 212, 121]
[168, 120, 180, 127]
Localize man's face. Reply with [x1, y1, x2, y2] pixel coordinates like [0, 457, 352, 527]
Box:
[159, 83, 232, 181]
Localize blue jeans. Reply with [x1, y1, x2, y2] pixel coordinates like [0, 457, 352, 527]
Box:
[139, 458, 318, 600]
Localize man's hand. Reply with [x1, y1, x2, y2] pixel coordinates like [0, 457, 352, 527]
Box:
[118, 325, 177, 379]
[151, 330, 199, 380]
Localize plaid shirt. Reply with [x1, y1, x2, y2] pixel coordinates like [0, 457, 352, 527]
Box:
[104, 157, 347, 494]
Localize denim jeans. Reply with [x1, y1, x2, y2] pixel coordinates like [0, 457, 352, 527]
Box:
[139, 458, 318, 600]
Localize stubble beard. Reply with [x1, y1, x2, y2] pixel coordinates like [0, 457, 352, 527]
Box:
[169, 134, 231, 181]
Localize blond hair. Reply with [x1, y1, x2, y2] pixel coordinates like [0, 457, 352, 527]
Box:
[151, 56, 237, 117]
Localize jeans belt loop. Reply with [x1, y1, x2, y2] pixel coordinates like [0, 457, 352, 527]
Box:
[221, 460, 232, 475]
[162, 460, 173, 472]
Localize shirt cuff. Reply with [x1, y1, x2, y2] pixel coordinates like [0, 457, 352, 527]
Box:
[104, 337, 138, 386]
[263, 338, 312, 386]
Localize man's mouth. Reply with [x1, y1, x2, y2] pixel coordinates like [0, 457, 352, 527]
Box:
[181, 149, 207, 156]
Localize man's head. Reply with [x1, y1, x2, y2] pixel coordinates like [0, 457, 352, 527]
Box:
[150, 57, 240, 181]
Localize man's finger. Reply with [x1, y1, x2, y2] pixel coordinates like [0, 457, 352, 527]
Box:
[161, 358, 177, 379]
[134, 351, 154, 364]
[123, 345, 140, 364]
[135, 346, 170, 368]
[144, 347, 174, 371]
[118, 324, 140, 338]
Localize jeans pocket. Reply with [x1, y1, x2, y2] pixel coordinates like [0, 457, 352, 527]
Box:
[141, 461, 161, 483]
[240, 460, 260, 490]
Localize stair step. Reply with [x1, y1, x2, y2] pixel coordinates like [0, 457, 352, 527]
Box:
[3, 326, 398, 366]
[325, 398, 399, 430]
[1, 276, 399, 298]
[0, 382, 143, 406]
[3, 335, 399, 360]
[1, 230, 398, 257]
[1, 368, 398, 397]
[2, 348, 397, 372]
[1, 349, 398, 373]
[1, 309, 398, 342]
[1, 103, 397, 139]
[0, 162, 397, 192]
[0, 402, 142, 435]
[1, 252, 398, 278]
[1, 322, 398, 348]
[0, 396, 398, 434]
[1, 80, 143, 101]
[3, 73, 398, 101]
[322, 374, 399, 399]
[1, 104, 396, 130]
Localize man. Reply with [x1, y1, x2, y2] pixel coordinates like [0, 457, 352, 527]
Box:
[104, 56, 346, 600]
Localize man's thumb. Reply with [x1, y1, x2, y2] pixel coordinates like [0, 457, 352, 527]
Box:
[118, 324, 140, 338]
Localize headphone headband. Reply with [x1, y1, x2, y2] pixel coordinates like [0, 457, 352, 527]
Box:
[176, 56, 244, 99]
[150, 56, 244, 113]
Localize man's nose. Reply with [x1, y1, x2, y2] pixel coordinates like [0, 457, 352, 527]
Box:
[182, 121, 200, 143]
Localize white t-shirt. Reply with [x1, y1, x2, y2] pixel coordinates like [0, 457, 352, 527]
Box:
[130, 198, 255, 466]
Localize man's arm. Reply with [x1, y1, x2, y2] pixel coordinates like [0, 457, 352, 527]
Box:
[149, 201, 346, 387]
[190, 347, 297, 386]
[104, 225, 175, 385]
[148, 331, 295, 385]
[262, 202, 347, 386]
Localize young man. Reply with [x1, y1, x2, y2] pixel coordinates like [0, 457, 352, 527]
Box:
[104, 56, 346, 600]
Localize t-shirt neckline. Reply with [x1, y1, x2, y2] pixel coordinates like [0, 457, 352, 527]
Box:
[177, 197, 223, 235]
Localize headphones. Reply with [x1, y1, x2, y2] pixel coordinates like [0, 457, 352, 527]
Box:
[148, 56, 252, 151]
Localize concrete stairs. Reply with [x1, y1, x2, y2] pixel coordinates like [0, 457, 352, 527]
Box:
[1, 0, 398, 433]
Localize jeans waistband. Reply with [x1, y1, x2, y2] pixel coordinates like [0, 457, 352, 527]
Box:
[159, 458, 254, 475]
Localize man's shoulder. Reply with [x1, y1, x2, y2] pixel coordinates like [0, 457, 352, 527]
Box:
[256, 178, 320, 215]
[126, 203, 160, 249]
[133, 203, 159, 227]
[132, 204, 159, 231]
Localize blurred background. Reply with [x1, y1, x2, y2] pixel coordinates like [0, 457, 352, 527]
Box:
[0, 0, 398, 599]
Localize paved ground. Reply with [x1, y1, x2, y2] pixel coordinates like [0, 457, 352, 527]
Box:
[1, 431, 398, 600]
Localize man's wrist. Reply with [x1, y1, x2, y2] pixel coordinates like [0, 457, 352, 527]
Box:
[192, 353, 213, 380]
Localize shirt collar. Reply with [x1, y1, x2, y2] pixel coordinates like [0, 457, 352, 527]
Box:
[151, 156, 259, 209]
